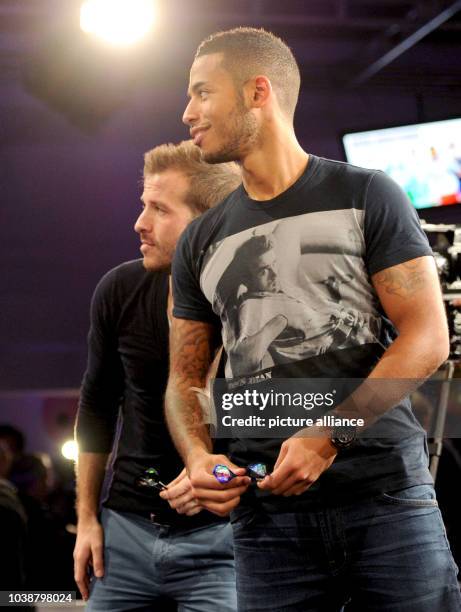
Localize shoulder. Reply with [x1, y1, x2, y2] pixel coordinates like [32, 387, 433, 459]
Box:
[180, 187, 242, 247]
[94, 259, 168, 301]
[314, 156, 378, 188]
[94, 259, 145, 294]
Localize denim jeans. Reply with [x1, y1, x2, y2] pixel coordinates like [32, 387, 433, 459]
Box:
[231, 484, 461, 611]
[86, 508, 237, 612]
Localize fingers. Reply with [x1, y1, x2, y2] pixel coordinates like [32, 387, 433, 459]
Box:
[201, 495, 243, 517]
[160, 476, 191, 501]
[259, 443, 291, 490]
[165, 468, 187, 489]
[73, 522, 105, 602]
[176, 499, 202, 515]
[192, 471, 250, 491]
[192, 483, 249, 503]
[161, 487, 196, 509]
[258, 437, 337, 496]
[259, 440, 313, 494]
[191, 476, 249, 517]
[185, 454, 250, 516]
[92, 542, 104, 578]
[259, 467, 315, 495]
[74, 548, 91, 601]
[284, 482, 313, 497]
[272, 441, 288, 472]
[274, 473, 313, 496]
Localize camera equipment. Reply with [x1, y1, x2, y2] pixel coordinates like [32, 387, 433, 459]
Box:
[420, 222, 461, 480]
[421, 222, 461, 360]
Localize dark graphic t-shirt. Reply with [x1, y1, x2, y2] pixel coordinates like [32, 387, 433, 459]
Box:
[172, 155, 435, 509]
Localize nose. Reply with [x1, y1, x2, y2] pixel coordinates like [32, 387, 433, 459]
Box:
[134, 207, 151, 235]
[182, 97, 199, 127]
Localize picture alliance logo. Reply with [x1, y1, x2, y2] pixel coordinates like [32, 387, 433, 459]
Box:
[220, 389, 337, 411]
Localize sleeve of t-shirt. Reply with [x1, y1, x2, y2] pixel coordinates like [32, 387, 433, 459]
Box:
[75, 270, 124, 453]
[364, 170, 433, 276]
[172, 226, 220, 325]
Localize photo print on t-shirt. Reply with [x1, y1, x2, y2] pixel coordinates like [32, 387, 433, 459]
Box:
[200, 210, 383, 379]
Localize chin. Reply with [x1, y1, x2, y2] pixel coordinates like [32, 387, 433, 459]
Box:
[142, 257, 171, 272]
[202, 148, 238, 164]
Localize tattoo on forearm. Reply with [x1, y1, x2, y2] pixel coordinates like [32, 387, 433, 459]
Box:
[171, 322, 213, 386]
[165, 319, 216, 458]
[374, 259, 426, 298]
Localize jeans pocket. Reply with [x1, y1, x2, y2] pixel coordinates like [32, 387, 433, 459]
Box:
[380, 484, 438, 507]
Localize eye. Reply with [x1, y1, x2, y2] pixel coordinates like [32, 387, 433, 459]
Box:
[199, 90, 208, 100]
[154, 205, 167, 215]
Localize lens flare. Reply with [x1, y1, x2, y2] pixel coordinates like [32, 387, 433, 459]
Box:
[61, 439, 79, 461]
[80, 0, 155, 46]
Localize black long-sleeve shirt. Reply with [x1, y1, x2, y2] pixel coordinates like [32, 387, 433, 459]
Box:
[76, 259, 220, 526]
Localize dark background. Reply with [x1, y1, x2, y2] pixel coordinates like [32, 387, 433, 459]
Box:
[1, 0, 461, 390]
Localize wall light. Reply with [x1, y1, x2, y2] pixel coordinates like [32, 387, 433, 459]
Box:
[80, 0, 156, 46]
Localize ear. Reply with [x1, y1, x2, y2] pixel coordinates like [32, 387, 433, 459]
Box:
[246, 75, 272, 109]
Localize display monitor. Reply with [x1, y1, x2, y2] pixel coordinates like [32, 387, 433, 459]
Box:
[342, 118, 461, 209]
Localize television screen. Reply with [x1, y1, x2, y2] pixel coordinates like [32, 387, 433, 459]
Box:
[342, 118, 461, 209]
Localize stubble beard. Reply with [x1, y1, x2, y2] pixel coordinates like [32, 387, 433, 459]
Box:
[142, 243, 175, 273]
[203, 101, 259, 164]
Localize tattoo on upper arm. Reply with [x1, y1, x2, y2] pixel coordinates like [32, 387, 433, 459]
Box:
[374, 259, 427, 298]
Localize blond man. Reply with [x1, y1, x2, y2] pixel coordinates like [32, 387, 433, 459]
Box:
[74, 141, 240, 611]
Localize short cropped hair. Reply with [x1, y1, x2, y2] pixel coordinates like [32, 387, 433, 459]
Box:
[196, 27, 301, 121]
[143, 140, 241, 214]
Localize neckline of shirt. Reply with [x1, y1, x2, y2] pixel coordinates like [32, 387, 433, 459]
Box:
[237, 154, 319, 211]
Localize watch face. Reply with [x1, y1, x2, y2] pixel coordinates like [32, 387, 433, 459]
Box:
[337, 432, 354, 443]
[332, 426, 356, 448]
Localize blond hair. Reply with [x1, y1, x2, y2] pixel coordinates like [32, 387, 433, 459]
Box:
[143, 140, 241, 214]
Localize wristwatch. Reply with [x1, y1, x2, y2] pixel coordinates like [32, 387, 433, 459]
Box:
[330, 425, 357, 450]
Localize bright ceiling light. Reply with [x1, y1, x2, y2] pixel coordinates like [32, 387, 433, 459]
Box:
[61, 439, 79, 461]
[80, 0, 155, 46]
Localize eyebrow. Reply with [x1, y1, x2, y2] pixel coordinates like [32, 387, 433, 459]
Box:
[187, 80, 208, 97]
[140, 194, 170, 208]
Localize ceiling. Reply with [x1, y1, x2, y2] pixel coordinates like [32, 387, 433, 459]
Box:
[1, 0, 460, 114]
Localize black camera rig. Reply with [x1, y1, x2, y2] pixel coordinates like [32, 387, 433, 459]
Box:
[422, 222, 461, 361]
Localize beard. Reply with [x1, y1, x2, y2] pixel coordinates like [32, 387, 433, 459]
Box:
[141, 242, 175, 272]
[203, 101, 259, 164]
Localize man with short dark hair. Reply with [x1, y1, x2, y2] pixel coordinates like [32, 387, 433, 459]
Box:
[74, 140, 240, 611]
[166, 28, 461, 611]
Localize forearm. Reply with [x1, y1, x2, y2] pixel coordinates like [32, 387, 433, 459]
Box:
[330, 255, 449, 427]
[166, 317, 219, 467]
[75, 452, 109, 522]
[165, 378, 212, 466]
[333, 326, 449, 427]
[370, 325, 448, 379]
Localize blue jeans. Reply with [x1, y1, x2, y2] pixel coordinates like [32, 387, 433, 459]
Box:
[231, 484, 461, 611]
[86, 508, 237, 612]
